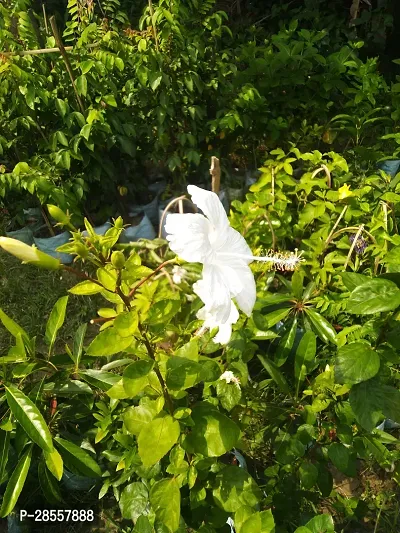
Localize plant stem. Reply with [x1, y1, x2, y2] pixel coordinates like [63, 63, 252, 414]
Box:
[139, 323, 174, 414]
[49, 16, 85, 115]
[116, 269, 174, 413]
[63, 265, 102, 285]
[263, 212, 276, 250]
[128, 258, 176, 298]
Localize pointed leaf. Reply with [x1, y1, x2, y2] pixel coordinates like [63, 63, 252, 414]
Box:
[5, 384, 53, 452]
[44, 448, 63, 481]
[54, 437, 101, 478]
[305, 309, 337, 345]
[45, 296, 68, 354]
[258, 354, 291, 395]
[275, 317, 297, 366]
[38, 459, 63, 505]
[0, 445, 32, 517]
[0, 431, 10, 483]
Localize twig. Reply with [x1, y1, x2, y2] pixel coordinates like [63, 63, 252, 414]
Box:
[271, 167, 275, 205]
[41, 206, 55, 237]
[128, 258, 176, 298]
[210, 156, 221, 194]
[344, 224, 364, 270]
[2, 42, 98, 57]
[263, 212, 276, 250]
[42, 2, 49, 35]
[139, 323, 174, 414]
[49, 16, 85, 115]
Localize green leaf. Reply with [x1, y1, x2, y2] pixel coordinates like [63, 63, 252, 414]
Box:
[264, 308, 291, 328]
[0, 445, 32, 517]
[166, 357, 203, 390]
[119, 482, 149, 521]
[38, 459, 63, 505]
[304, 514, 334, 533]
[80, 369, 120, 390]
[216, 380, 242, 411]
[44, 448, 63, 481]
[305, 309, 337, 344]
[80, 60, 94, 74]
[123, 360, 154, 397]
[138, 415, 180, 467]
[54, 438, 101, 478]
[76, 75, 87, 97]
[147, 299, 180, 325]
[45, 296, 68, 355]
[350, 380, 400, 431]
[124, 398, 164, 436]
[149, 72, 162, 91]
[347, 279, 400, 314]
[86, 328, 133, 356]
[0, 431, 10, 483]
[175, 340, 198, 361]
[0, 308, 28, 341]
[292, 270, 304, 299]
[150, 478, 181, 532]
[55, 99, 68, 118]
[275, 317, 297, 366]
[114, 310, 138, 337]
[133, 516, 153, 533]
[241, 510, 275, 533]
[299, 462, 318, 489]
[257, 355, 291, 395]
[335, 342, 380, 384]
[340, 272, 370, 291]
[71, 323, 87, 366]
[328, 442, 356, 477]
[69, 281, 103, 295]
[212, 466, 262, 513]
[5, 384, 53, 452]
[103, 94, 117, 107]
[186, 403, 240, 457]
[295, 331, 316, 383]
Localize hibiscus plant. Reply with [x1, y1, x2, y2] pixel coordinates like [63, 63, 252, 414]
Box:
[0, 180, 400, 532]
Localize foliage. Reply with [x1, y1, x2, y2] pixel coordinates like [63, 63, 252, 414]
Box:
[0, 0, 399, 217]
[0, 149, 400, 530]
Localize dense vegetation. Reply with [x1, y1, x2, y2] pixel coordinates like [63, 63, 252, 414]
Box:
[0, 1, 400, 532]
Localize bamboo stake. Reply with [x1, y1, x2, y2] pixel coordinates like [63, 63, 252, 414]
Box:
[210, 156, 221, 194]
[49, 16, 85, 115]
[344, 224, 364, 270]
[2, 42, 98, 57]
[42, 2, 49, 35]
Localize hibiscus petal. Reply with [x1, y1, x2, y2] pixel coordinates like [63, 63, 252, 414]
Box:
[213, 323, 233, 345]
[212, 259, 255, 315]
[187, 185, 229, 232]
[200, 264, 232, 323]
[165, 213, 213, 263]
[213, 226, 253, 262]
